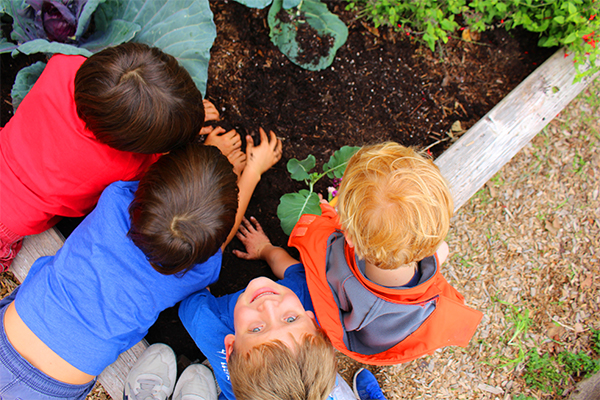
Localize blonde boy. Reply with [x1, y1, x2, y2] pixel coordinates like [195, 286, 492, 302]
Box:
[179, 219, 358, 400]
[286, 142, 483, 364]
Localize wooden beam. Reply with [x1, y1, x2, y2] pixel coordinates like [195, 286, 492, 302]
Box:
[435, 49, 599, 212]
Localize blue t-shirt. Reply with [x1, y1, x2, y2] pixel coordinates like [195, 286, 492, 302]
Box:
[15, 181, 222, 375]
[179, 264, 313, 400]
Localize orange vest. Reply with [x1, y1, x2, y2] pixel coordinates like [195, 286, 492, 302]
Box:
[289, 204, 483, 365]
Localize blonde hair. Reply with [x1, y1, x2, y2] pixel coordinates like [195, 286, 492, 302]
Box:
[337, 142, 453, 269]
[228, 327, 336, 400]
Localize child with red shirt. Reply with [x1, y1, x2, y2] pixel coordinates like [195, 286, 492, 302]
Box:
[0, 42, 241, 270]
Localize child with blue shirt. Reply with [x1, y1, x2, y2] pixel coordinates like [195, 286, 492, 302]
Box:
[179, 216, 358, 400]
[0, 133, 281, 400]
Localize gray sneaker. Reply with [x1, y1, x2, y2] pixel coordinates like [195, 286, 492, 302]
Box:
[123, 343, 177, 400]
[172, 364, 218, 400]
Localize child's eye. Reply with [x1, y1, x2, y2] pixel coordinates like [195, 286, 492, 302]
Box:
[285, 316, 297, 323]
[251, 326, 262, 332]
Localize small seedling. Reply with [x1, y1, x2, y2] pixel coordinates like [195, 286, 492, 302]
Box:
[277, 146, 359, 235]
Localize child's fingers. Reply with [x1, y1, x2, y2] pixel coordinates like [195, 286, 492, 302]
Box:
[245, 134, 254, 153]
[232, 249, 251, 260]
[199, 126, 213, 135]
[249, 216, 263, 233]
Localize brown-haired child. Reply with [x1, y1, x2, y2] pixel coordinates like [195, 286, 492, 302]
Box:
[0, 133, 281, 399]
[0, 42, 239, 271]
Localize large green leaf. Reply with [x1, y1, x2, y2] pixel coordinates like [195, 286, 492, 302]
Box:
[277, 190, 321, 235]
[11, 61, 46, 110]
[14, 39, 93, 56]
[323, 145, 360, 179]
[287, 155, 316, 181]
[267, 0, 348, 71]
[3, 0, 215, 97]
[0, 37, 17, 54]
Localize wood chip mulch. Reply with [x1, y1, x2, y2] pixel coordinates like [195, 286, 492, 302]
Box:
[336, 78, 600, 399]
[1, 79, 597, 400]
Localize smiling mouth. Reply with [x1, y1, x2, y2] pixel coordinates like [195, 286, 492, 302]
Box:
[251, 290, 278, 303]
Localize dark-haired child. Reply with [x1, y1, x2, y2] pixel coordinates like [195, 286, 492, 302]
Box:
[0, 42, 240, 271]
[0, 134, 281, 399]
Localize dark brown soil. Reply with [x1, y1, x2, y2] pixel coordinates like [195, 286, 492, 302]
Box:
[0, 0, 556, 362]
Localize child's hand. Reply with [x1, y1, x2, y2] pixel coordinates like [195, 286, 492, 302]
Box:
[204, 127, 242, 157]
[203, 99, 220, 121]
[244, 128, 282, 179]
[233, 217, 272, 260]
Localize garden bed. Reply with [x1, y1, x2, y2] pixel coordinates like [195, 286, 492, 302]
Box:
[1, 0, 567, 394]
[144, 0, 557, 361]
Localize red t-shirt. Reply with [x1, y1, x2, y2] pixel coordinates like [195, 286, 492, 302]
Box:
[0, 54, 160, 236]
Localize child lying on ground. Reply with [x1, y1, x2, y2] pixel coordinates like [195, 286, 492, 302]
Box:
[0, 42, 240, 271]
[239, 142, 483, 366]
[0, 134, 281, 399]
[178, 222, 361, 400]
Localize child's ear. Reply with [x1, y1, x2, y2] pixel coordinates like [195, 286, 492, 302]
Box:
[344, 235, 354, 248]
[307, 310, 316, 321]
[224, 334, 235, 362]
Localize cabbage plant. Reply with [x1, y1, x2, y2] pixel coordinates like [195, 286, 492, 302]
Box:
[277, 145, 359, 235]
[0, 0, 216, 109]
[235, 0, 348, 71]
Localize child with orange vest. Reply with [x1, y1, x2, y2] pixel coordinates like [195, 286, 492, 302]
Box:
[234, 142, 482, 366]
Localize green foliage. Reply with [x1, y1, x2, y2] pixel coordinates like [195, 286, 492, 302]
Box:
[592, 328, 600, 353]
[277, 146, 359, 235]
[268, 0, 348, 70]
[1, 0, 216, 100]
[522, 348, 600, 394]
[559, 351, 600, 378]
[10, 61, 46, 110]
[345, 0, 599, 81]
[523, 349, 566, 393]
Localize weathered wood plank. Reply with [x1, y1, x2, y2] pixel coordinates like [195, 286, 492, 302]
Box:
[435, 49, 600, 212]
[10, 227, 64, 282]
[98, 340, 149, 400]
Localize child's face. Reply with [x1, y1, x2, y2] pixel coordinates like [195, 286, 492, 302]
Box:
[224, 277, 317, 358]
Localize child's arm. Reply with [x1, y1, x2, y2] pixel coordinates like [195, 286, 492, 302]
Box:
[233, 217, 299, 279]
[221, 128, 282, 250]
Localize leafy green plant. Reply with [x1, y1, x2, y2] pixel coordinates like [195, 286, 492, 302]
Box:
[345, 0, 599, 81]
[493, 300, 534, 369]
[277, 145, 359, 235]
[523, 349, 566, 393]
[235, 0, 348, 70]
[592, 328, 600, 353]
[522, 349, 600, 394]
[1, 0, 216, 107]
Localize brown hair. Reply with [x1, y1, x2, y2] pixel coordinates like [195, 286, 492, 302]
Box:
[228, 327, 336, 400]
[128, 143, 238, 275]
[75, 42, 204, 154]
[337, 142, 453, 269]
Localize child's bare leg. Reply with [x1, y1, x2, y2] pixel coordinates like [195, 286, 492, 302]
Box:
[203, 127, 242, 157]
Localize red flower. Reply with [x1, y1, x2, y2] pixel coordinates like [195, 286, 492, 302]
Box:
[590, 14, 596, 21]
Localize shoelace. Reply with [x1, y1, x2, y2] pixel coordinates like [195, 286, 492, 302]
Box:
[128, 378, 164, 400]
